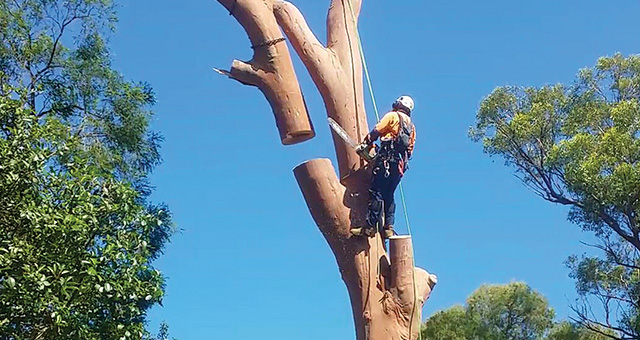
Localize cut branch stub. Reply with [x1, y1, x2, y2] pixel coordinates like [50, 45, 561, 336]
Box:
[389, 236, 415, 313]
[216, 0, 314, 145]
[389, 236, 438, 340]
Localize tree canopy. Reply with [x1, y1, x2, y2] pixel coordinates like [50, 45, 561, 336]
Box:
[471, 54, 640, 339]
[0, 0, 173, 339]
[422, 282, 554, 340]
[422, 282, 610, 340]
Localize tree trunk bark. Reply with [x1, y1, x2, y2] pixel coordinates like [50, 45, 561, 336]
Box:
[215, 1, 436, 339]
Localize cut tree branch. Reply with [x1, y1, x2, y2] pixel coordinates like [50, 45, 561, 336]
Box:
[215, 0, 314, 145]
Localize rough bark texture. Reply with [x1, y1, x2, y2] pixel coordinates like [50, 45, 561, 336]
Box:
[215, 1, 436, 339]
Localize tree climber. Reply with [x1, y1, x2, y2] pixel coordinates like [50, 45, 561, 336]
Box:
[351, 95, 416, 239]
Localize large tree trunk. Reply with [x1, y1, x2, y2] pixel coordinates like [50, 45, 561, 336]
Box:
[215, 1, 436, 339]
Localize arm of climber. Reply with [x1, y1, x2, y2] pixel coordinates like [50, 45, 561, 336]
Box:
[363, 112, 396, 145]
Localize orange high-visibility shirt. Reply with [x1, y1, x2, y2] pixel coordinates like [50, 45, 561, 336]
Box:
[374, 111, 416, 155]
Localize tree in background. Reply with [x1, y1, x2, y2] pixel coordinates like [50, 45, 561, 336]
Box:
[422, 282, 554, 340]
[0, 1, 173, 339]
[466, 282, 554, 340]
[548, 322, 615, 340]
[422, 282, 609, 340]
[470, 54, 640, 339]
[420, 305, 469, 340]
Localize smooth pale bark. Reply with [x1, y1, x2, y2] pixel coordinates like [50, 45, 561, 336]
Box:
[215, 0, 314, 145]
[215, 1, 436, 339]
[274, 0, 369, 182]
[294, 160, 436, 340]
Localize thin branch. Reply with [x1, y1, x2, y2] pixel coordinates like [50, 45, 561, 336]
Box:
[35, 15, 78, 81]
[36, 104, 85, 118]
[597, 210, 640, 250]
[581, 240, 640, 271]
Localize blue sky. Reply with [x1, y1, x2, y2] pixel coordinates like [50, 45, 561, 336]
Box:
[109, 1, 640, 339]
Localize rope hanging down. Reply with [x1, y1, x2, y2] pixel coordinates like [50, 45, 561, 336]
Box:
[342, 1, 421, 339]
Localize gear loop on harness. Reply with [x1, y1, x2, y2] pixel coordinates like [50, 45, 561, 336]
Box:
[251, 37, 286, 49]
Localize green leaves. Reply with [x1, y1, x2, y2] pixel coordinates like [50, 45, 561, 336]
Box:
[471, 53, 640, 244]
[1, 91, 172, 339]
[421, 305, 469, 340]
[471, 53, 640, 339]
[547, 322, 614, 340]
[466, 283, 554, 340]
[0, 1, 173, 339]
[566, 238, 640, 339]
[423, 282, 554, 340]
[422, 283, 609, 340]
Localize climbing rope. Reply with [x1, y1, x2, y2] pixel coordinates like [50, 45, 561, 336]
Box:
[342, 1, 421, 339]
[342, 0, 412, 233]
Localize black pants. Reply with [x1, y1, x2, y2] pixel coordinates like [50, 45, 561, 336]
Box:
[366, 159, 402, 230]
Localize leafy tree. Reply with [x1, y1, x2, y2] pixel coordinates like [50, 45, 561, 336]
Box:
[548, 322, 613, 340]
[422, 282, 554, 340]
[0, 0, 173, 339]
[1, 0, 161, 187]
[470, 53, 640, 339]
[466, 282, 554, 340]
[420, 305, 470, 340]
[421, 283, 609, 340]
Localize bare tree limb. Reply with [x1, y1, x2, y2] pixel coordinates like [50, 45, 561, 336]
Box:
[215, 0, 314, 145]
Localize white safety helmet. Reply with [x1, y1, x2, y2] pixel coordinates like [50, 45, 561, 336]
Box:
[393, 95, 414, 114]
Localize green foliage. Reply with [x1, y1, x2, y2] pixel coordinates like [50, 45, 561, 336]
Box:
[466, 282, 554, 340]
[420, 305, 469, 340]
[143, 322, 177, 340]
[547, 322, 613, 340]
[566, 238, 640, 340]
[470, 53, 640, 339]
[422, 282, 554, 340]
[0, 85, 171, 339]
[470, 54, 640, 241]
[1, 0, 161, 189]
[421, 283, 609, 340]
[0, 0, 173, 339]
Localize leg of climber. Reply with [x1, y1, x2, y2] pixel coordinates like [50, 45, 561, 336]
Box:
[366, 162, 387, 237]
[381, 161, 402, 238]
[351, 162, 385, 237]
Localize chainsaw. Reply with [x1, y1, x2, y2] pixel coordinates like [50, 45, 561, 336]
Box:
[328, 117, 376, 162]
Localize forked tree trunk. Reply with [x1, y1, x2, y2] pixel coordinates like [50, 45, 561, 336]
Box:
[214, 1, 437, 339]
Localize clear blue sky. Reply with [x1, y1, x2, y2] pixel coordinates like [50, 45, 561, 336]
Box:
[109, 1, 640, 339]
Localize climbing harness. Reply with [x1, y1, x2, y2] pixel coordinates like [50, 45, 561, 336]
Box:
[341, 0, 422, 339]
